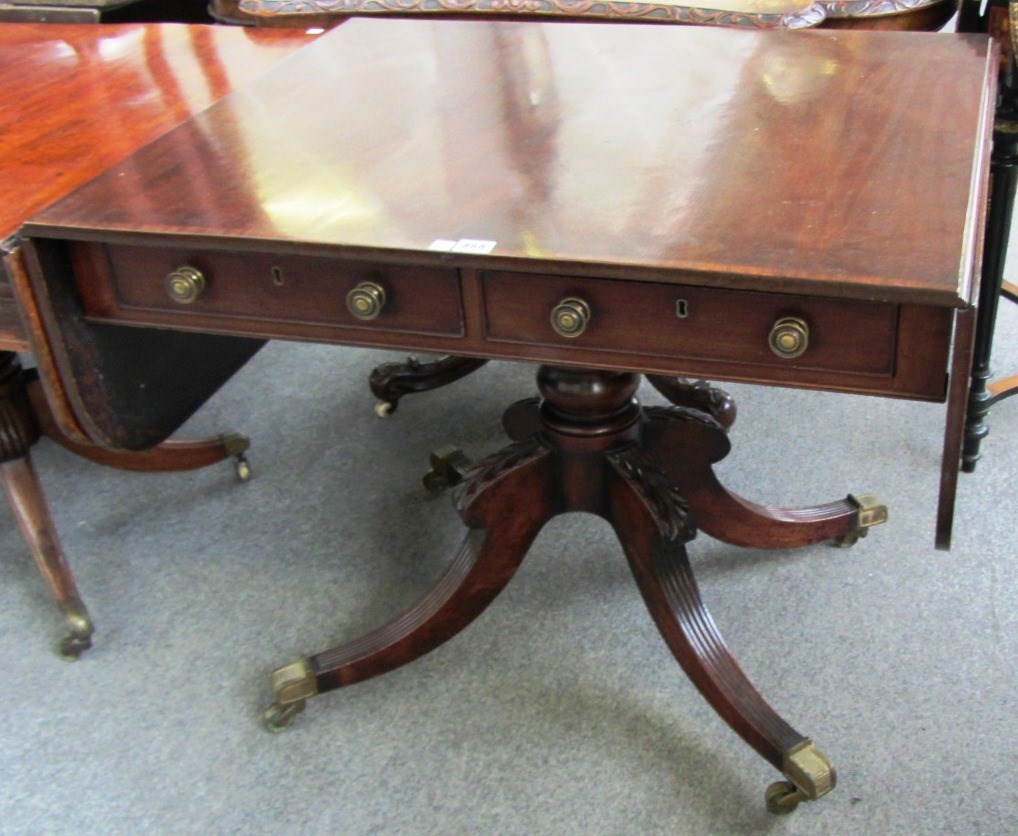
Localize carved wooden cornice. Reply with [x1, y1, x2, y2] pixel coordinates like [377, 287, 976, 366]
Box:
[239, 0, 829, 29]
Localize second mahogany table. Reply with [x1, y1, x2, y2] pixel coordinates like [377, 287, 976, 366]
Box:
[18, 19, 996, 813]
[0, 22, 321, 654]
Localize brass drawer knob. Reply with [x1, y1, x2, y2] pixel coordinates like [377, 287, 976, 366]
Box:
[165, 266, 206, 304]
[550, 297, 592, 339]
[769, 316, 810, 359]
[346, 281, 387, 320]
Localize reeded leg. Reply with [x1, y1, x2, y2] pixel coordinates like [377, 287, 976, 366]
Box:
[642, 406, 886, 549]
[265, 437, 557, 730]
[369, 355, 488, 416]
[604, 447, 835, 812]
[1, 457, 94, 658]
[267, 365, 876, 811]
[646, 376, 737, 429]
[27, 378, 250, 480]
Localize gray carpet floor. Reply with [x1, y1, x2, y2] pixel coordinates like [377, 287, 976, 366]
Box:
[1, 304, 1016, 833]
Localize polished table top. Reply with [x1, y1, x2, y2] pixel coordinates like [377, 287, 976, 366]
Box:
[28, 19, 994, 307]
[0, 22, 321, 246]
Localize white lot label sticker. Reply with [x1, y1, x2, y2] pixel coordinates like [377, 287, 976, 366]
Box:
[428, 239, 497, 255]
[428, 239, 457, 251]
[451, 239, 497, 255]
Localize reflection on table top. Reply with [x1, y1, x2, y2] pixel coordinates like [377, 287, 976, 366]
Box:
[0, 21, 321, 243]
[29, 19, 995, 307]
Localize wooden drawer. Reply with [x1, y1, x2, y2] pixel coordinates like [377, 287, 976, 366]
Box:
[482, 271, 899, 377]
[84, 244, 464, 337]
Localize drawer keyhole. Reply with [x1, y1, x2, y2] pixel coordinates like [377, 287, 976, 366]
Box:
[676, 299, 689, 319]
[271, 266, 285, 287]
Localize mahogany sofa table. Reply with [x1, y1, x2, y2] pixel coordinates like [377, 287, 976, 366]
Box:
[20, 19, 995, 813]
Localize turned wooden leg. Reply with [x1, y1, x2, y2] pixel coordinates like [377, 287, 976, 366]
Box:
[646, 376, 737, 429]
[27, 377, 251, 480]
[264, 436, 558, 730]
[963, 116, 1018, 473]
[1, 457, 94, 658]
[604, 448, 834, 813]
[642, 406, 886, 549]
[0, 353, 93, 657]
[369, 355, 488, 417]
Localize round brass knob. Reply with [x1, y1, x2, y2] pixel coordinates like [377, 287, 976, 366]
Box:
[165, 266, 206, 304]
[769, 316, 810, 359]
[550, 297, 592, 339]
[346, 281, 387, 321]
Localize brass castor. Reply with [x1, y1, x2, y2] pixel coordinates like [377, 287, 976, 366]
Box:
[263, 658, 317, 733]
[422, 446, 473, 494]
[375, 400, 395, 418]
[766, 780, 806, 815]
[58, 632, 92, 660]
[834, 493, 888, 548]
[57, 602, 94, 660]
[263, 700, 306, 732]
[220, 434, 252, 481]
[766, 739, 836, 814]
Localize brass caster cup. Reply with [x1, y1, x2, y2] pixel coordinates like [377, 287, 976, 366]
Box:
[375, 400, 395, 418]
[422, 447, 472, 495]
[263, 700, 305, 733]
[57, 603, 94, 660]
[234, 455, 252, 482]
[766, 781, 806, 815]
[58, 632, 93, 660]
[766, 740, 836, 814]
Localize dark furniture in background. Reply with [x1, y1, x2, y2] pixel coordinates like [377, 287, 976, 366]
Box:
[0, 0, 211, 24]
[957, 0, 1018, 470]
[0, 22, 320, 655]
[20, 20, 995, 811]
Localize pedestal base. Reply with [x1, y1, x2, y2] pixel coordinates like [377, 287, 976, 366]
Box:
[267, 364, 886, 812]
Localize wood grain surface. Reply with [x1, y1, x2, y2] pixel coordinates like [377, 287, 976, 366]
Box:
[0, 21, 321, 243]
[26, 19, 995, 306]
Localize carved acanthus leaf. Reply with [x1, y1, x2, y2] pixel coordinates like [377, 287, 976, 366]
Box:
[454, 435, 548, 513]
[608, 446, 696, 543]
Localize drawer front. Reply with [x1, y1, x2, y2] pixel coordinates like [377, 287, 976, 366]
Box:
[482, 271, 898, 376]
[99, 245, 464, 337]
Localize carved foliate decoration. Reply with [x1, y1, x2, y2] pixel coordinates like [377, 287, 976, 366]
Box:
[239, 0, 828, 28]
[607, 445, 696, 543]
[816, 0, 947, 16]
[643, 404, 724, 432]
[454, 435, 548, 514]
